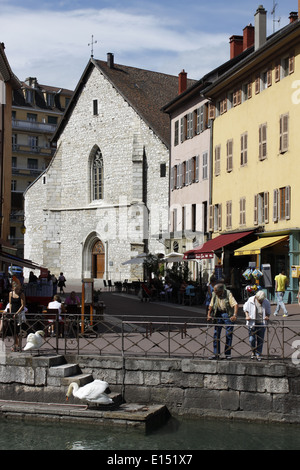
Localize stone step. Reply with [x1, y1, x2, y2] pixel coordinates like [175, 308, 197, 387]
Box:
[61, 373, 94, 387]
[49, 363, 80, 378]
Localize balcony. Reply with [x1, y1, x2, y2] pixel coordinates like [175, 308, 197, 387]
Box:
[12, 119, 57, 134]
[12, 144, 54, 157]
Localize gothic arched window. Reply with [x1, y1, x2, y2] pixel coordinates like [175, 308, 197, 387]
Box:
[92, 147, 103, 200]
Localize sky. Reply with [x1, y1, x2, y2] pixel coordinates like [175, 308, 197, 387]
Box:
[1, 0, 299, 90]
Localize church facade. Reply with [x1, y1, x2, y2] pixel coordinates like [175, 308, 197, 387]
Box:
[24, 55, 193, 282]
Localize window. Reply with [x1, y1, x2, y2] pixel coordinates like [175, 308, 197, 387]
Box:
[27, 158, 38, 170]
[226, 139, 233, 172]
[196, 105, 208, 133]
[279, 114, 289, 153]
[240, 133, 248, 166]
[259, 124, 267, 160]
[91, 147, 104, 200]
[254, 192, 269, 225]
[226, 201, 232, 229]
[192, 204, 196, 233]
[180, 116, 187, 142]
[12, 157, 17, 168]
[174, 120, 179, 146]
[11, 180, 17, 191]
[25, 89, 33, 103]
[202, 152, 208, 180]
[239, 197, 246, 226]
[186, 113, 194, 139]
[48, 116, 58, 125]
[209, 204, 222, 232]
[28, 136, 38, 150]
[273, 186, 291, 222]
[27, 113, 37, 122]
[160, 163, 166, 177]
[93, 99, 98, 116]
[46, 93, 55, 107]
[215, 145, 221, 176]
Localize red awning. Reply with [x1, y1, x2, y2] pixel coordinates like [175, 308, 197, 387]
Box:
[183, 231, 254, 260]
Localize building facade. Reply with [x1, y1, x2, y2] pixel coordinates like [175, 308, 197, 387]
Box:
[205, 7, 300, 300]
[0, 43, 20, 251]
[11, 78, 72, 257]
[24, 55, 193, 282]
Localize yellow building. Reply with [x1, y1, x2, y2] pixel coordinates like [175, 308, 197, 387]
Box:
[205, 7, 300, 300]
[11, 78, 72, 256]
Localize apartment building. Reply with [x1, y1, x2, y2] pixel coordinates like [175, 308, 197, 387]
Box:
[204, 6, 300, 299]
[11, 78, 72, 256]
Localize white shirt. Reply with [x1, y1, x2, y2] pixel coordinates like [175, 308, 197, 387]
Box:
[243, 295, 271, 326]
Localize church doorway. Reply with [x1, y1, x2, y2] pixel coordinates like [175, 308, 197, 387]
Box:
[92, 240, 105, 279]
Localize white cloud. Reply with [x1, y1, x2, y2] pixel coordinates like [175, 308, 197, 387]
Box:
[1, 5, 230, 88]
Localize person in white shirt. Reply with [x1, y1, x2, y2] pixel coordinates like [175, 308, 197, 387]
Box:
[243, 290, 270, 360]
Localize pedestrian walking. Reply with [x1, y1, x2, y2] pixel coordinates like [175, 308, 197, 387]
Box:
[274, 268, 289, 317]
[243, 290, 270, 360]
[58, 272, 66, 295]
[207, 283, 238, 360]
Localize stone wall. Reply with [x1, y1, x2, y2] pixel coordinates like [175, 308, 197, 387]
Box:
[1, 354, 300, 424]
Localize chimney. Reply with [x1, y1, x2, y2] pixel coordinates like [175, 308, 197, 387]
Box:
[255, 5, 267, 51]
[178, 70, 187, 95]
[243, 24, 255, 51]
[289, 11, 298, 23]
[230, 35, 243, 59]
[107, 52, 114, 69]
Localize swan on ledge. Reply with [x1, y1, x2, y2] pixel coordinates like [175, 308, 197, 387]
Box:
[66, 380, 113, 405]
[23, 331, 45, 351]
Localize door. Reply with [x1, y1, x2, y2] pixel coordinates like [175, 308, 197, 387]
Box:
[92, 240, 105, 279]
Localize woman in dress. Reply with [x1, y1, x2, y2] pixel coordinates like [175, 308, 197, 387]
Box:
[9, 281, 26, 351]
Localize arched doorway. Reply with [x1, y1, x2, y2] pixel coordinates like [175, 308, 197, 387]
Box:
[92, 240, 105, 279]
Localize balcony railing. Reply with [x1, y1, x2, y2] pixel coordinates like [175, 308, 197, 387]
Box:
[12, 119, 57, 134]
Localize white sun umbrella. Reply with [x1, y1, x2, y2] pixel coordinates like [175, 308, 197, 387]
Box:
[122, 253, 147, 265]
[164, 252, 184, 263]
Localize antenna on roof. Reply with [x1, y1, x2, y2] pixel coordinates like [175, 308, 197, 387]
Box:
[271, 1, 281, 33]
[88, 35, 98, 58]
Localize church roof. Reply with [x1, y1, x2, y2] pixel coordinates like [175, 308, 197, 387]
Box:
[52, 56, 197, 148]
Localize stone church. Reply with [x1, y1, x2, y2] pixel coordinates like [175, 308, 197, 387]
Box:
[24, 54, 194, 282]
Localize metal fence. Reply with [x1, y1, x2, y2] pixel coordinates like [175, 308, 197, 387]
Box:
[1, 312, 299, 361]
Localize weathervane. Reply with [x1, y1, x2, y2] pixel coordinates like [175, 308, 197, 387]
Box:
[88, 35, 98, 58]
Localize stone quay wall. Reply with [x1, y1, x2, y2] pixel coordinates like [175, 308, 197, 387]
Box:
[1, 354, 300, 424]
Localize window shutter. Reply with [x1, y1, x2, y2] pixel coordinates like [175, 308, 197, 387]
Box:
[209, 205, 213, 232]
[195, 155, 199, 182]
[285, 185, 291, 220]
[179, 163, 182, 188]
[218, 204, 222, 231]
[255, 76, 260, 94]
[289, 52, 295, 74]
[267, 68, 272, 87]
[215, 146, 221, 176]
[273, 189, 278, 222]
[254, 194, 258, 225]
[171, 167, 174, 191]
[247, 82, 252, 99]
[279, 114, 289, 153]
[208, 102, 215, 120]
[264, 191, 269, 224]
[226, 140, 233, 172]
[259, 124, 267, 160]
[275, 62, 281, 82]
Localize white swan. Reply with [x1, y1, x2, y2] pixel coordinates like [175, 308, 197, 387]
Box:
[66, 380, 113, 405]
[23, 330, 45, 351]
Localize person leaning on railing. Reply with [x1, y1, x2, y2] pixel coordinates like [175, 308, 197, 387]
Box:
[243, 290, 270, 361]
[207, 283, 238, 360]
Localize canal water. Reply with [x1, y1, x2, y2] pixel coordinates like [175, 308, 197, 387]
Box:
[1, 416, 300, 450]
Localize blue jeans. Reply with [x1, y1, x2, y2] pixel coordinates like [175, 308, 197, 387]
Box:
[249, 323, 266, 356]
[275, 291, 288, 315]
[213, 312, 234, 357]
